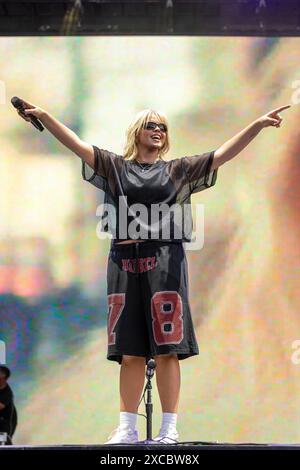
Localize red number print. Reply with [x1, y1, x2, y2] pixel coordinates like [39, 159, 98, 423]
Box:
[151, 291, 184, 345]
[107, 293, 126, 346]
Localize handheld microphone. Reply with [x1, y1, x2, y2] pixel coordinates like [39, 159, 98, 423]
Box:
[11, 96, 44, 132]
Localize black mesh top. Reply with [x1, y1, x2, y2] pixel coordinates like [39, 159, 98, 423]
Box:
[82, 145, 218, 249]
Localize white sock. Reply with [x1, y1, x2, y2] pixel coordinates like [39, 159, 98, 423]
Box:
[119, 411, 137, 431]
[160, 412, 177, 433]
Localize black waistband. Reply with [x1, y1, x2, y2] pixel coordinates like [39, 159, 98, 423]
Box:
[110, 240, 183, 276]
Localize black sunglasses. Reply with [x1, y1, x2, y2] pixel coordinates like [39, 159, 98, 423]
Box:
[143, 121, 168, 133]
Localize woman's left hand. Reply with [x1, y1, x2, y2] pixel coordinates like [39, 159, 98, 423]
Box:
[257, 104, 291, 129]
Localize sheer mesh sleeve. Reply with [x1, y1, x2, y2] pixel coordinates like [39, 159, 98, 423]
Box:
[181, 150, 218, 194]
[82, 145, 114, 182]
[81, 145, 119, 237]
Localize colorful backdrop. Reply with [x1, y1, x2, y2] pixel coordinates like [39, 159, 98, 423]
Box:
[0, 36, 300, 444]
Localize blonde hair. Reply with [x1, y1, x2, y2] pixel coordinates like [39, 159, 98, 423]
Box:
[123, 109, 170, 161]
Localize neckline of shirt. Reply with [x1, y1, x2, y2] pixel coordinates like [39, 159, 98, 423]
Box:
[131, 160, 163, 165]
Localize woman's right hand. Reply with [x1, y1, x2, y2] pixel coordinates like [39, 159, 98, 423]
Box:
[17, 98, 46, 122]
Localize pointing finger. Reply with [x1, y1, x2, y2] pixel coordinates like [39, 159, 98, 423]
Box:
[271, 104, 291, 114]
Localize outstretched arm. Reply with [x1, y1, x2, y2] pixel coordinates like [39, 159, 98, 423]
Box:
[211, 105, 291, 170]
[16, 98, 95, 169]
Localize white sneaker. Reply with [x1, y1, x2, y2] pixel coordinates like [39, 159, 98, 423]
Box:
[104, 425, 139, 444]
[152, 428, 179, 444]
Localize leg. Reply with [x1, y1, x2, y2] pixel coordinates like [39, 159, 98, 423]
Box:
[154, 353, 181, 413]
[104, 355, 145, 444]
[120, 355, 146, 413]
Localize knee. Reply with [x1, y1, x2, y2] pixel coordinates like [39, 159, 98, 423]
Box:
[154, 353, 178, 362]
[121, 355, 146, 366]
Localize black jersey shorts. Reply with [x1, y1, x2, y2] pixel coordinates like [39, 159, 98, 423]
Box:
[106, 240, 199, 365]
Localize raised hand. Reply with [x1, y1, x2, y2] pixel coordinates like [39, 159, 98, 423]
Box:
[16, 98, 45, 122]
[258, 105, 291, 128]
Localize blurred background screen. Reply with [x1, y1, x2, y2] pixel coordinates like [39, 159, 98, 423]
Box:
[0, 35, 300, 445]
